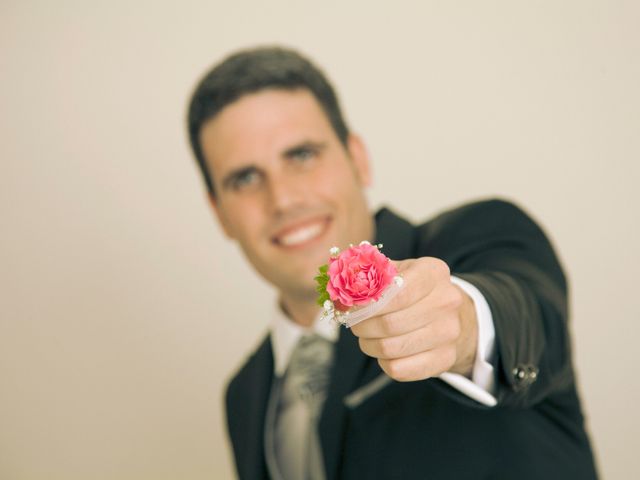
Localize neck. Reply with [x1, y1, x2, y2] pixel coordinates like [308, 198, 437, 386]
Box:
[280, 292, 320, 328]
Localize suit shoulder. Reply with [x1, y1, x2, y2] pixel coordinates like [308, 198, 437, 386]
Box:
[419, 197, 545, 239]
[425, 197, 535, 227]
[414, 197, 558, 263]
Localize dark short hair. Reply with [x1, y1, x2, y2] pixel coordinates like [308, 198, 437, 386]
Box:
[186, 46, 350, 194]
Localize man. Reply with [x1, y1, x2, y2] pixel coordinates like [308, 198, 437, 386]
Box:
[186, 46, 598, 479]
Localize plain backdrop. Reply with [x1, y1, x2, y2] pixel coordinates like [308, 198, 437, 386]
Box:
[1, 1, 638, 478]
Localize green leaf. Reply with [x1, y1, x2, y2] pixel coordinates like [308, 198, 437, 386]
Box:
[316, 291, 330, 306]
[315, 264, 330, 305]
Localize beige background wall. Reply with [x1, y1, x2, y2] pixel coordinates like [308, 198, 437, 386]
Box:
[1, 1, 638, 478]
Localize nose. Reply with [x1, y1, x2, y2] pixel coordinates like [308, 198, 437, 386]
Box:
[265, 171, 305, 215]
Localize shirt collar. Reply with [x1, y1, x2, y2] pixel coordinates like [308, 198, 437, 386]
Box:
[270, 303, 339, 376]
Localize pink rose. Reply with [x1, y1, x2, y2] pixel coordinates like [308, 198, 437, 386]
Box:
[325, 242, 398, 308]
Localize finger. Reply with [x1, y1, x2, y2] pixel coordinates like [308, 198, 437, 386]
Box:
[358, 314, 461, 360]
[350, 294, 434, 338]
[350, 282, 462, 339]
[377, 346, 458, 382]
[378, 257, 450, 316]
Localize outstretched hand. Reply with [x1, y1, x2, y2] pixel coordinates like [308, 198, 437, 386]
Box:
[350, 257, 478, 381]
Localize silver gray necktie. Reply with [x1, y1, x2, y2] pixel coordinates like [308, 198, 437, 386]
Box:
[274, 334, 334, 480]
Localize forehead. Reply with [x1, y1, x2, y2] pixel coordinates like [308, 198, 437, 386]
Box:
[199, 90, 336, 176]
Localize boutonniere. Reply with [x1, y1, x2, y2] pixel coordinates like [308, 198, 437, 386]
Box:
[315, 241, 404, 327]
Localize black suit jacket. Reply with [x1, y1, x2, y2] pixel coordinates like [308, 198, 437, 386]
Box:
[225, 199, 598, 480]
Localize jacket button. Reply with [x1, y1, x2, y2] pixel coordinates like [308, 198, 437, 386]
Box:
[512, 365, 539, 389]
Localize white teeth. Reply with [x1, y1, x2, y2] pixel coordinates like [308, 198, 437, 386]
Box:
[278, 222, 324, 246]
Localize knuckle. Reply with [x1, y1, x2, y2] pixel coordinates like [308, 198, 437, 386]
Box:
[442, 346, 458, 370]
[415, 256, 430, 269]
[438, 284, 463, 310]
[378, 336, 398, 358]
[379, 314, 398, 337]
[349, 323, 363, 337]
[381, 358, 407, 381]
[427, 257, 450, 277]
[448, 286, 464, 309]
[358, 337, 369, 355]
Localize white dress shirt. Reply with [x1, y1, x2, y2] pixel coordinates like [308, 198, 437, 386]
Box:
[270, 276, 498, 407]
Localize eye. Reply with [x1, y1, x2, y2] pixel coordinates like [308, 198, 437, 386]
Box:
[289, 146, 317, 163]
[230, 169, 262, 191]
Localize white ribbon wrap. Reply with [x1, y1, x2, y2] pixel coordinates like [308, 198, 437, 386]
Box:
[322, 276, 404, 328]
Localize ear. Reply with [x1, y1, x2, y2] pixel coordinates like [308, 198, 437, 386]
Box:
[346, 133, 372, 187]
[207, 192, 235, 239]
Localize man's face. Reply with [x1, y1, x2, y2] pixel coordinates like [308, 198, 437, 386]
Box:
[200, 89, 373, 301]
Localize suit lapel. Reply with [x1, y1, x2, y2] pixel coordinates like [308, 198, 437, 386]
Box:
[228, 336, 274, 480]
[373, 207, 416, 262]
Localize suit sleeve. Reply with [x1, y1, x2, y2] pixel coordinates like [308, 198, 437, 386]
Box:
[418, 199, 574, 408]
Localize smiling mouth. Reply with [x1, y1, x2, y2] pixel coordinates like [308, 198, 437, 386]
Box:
[272, 216, 331, 248]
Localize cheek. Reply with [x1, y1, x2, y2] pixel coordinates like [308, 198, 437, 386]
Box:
[219, 199, 264, 240]
[314, 163, 360, 198]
